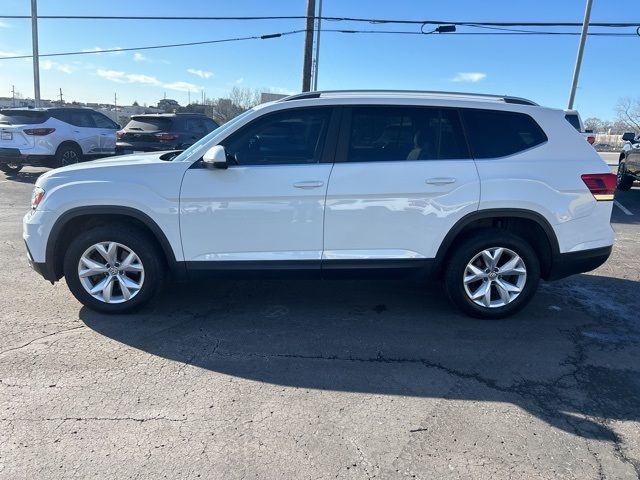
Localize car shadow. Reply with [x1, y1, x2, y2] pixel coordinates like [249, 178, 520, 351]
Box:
[1, 170, 45, 185]
[612, 188, 640, 225]
[79, 275, 640, 443]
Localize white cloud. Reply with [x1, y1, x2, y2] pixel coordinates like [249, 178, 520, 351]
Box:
[83, 47, 124, 56]
[0, 20, 11, 28]
[0, 50, 21, 58]
[235, 77, 244, 84]
[96, 69, 161, 86]
[452, 72, 486, 83]
[42, 60, 75, 74]
[163, 81, 200, 92]
[133, 52, 149, 62]
[187, 68, 213, 79]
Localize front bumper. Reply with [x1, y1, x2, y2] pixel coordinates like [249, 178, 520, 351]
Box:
[547, 245, 612, 281]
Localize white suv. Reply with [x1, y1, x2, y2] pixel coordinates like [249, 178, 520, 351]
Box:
[23, 91, 616, 318]
[0, 107, 119, 174]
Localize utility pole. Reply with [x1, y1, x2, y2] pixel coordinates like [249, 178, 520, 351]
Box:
[11, 85, 16, 107]
[188, 89, 191, 105]
[114, 93, 117, 123]
[568, 0, 593, 109]
[59, 88, 63, 104]
[312, 0, 323, 91]
[31, 0, 41, 107]
[301, 0, 316, 92]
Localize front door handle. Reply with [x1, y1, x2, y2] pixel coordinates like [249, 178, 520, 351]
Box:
[293, 181, 324, 189]
[425, 177, 457, 185]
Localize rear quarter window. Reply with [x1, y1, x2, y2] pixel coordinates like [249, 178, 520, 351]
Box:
[0, 110, 50, 125]
[564, 114, 582, 131]
[461, 109, 547, 159]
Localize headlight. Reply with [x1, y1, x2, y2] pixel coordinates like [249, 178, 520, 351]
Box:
[31, 187, 45, 210]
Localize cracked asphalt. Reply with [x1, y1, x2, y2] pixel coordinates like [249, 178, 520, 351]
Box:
[1, 168, 639, 479]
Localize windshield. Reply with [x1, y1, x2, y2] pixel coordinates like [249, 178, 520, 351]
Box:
[126, 117, 172, 131]
[174, 108, 255, 162]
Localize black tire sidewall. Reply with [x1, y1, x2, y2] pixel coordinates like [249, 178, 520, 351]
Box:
[0, 164, 23, 174]
[444, 230, 541, 319]
[63, 226, 164, 313]
[617, 163, 633, 191]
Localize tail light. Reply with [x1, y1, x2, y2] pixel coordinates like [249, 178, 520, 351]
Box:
[581, 173, 616, 201]
[155, 132, 178, 142]
[587, 135, 595, 145]
[116, 130, 124, 140]
[24, 128, 55, 136]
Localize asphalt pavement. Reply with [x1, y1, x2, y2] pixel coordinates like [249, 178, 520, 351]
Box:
[1, 167, 639, 479]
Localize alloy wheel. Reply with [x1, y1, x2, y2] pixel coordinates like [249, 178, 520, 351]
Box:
[77, 241, 145, 304]
[61, 150, 79, 166]
[463, 247, 527, 308]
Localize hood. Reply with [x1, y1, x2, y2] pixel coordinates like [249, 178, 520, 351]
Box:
[36, 151, 187, 189]
[38, 151, 179, 182]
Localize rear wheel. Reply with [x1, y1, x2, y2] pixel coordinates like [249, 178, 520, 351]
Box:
[616, 162, 634, 191]
[444, 230, 540, 319]
[0, 163, 22, 174]
[55, 143, 83, 167]
[63, 225, 165, 313]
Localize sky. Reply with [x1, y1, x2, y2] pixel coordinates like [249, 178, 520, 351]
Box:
[0, 0, 638, 120]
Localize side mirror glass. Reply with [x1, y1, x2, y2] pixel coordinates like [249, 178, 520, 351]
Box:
[622, 132, 636, 142]
[202, 145, 228, 169]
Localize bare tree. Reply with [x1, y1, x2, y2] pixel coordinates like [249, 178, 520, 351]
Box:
[615, 97, 640, 132]
[208, 88, 263, 123]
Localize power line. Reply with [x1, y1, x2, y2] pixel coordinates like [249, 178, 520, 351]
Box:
[0, 14, 639, 28]
[0, 30, 305, 60]
[0, 27, 636, 61]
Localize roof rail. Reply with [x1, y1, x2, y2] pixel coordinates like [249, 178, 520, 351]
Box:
[280, 90, 538, 106]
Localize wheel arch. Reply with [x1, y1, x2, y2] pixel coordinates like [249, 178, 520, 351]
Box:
[434, 209, 560, 280]
[45, 206, 185, 281]
[55, 140, 83, 155]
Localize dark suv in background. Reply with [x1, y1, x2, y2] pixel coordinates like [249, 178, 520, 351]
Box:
[116, 113, 219, 154]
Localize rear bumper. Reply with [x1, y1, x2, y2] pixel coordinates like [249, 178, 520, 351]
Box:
[116, 142, 178, 153]
[0, 147, 54, 167]
[547, 245, 612, 281]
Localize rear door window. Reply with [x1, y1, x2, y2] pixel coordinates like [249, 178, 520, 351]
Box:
[91, 111, 117, 129]
[54, 110, 95, 128]
[125, 117, 172, 132]
[346, 106, 470, 162]
[0, 110, 50, 125]
[461, 109, 547, 158]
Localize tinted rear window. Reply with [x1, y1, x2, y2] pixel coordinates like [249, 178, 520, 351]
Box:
[564, 114, 582, 131]
[0, 110, 49, 125]
[462, 109, 547, 158]
[125, 117, 172, 131]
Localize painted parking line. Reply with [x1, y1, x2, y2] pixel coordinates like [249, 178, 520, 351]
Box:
[614, 200, 634, 216]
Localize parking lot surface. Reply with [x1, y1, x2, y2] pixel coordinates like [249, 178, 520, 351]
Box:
[1, 168, 639, 479]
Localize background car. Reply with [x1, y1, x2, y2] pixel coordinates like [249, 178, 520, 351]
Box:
[0, 107, 119, 174]
[617, 132, 640, 190]
[115, 113, 219, 154]
[564, 109, 596, 145]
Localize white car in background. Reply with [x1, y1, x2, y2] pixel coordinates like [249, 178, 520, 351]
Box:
[0, 107, 119, 174]
[565, 109, 596, 145]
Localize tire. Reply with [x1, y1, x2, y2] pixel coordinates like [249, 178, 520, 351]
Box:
[616, 162, 634, 191]
[0, 163, 22, 174]
[63, 225, 165, 313]
[444, 229, 541, 319]
[55, 143, 83, 167]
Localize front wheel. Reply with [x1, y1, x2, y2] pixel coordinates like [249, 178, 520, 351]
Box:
[616, 162, 634, 191]
[63, 225, 165, 313]
[55, 143, 83, 167]
[444, 230, 540, 319]
[0, 163, 23, 174]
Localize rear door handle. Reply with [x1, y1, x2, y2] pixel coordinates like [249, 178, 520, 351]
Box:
[293, 181, 324, 189]
[425, 177, 456, 185]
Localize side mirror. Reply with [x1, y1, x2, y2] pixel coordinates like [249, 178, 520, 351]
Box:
[622, 132, 636, 143]
[202, 145, 228, 169]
